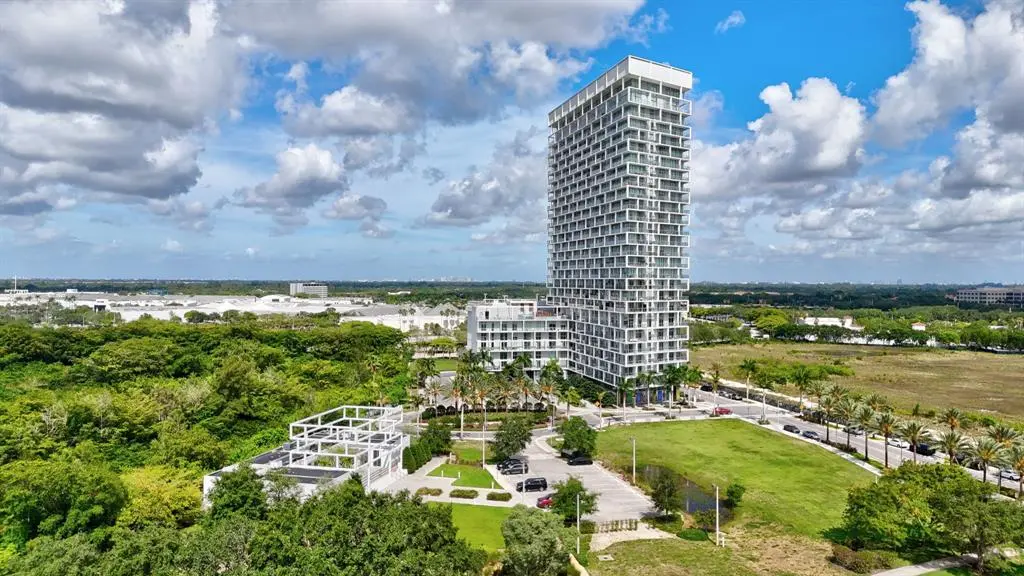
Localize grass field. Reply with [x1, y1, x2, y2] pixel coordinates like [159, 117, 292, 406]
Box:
[434, 358, 458, 371]
[597, 419, 873, 537]
[448, 504, 511, 551]
[588, 539, 757, 576]
[451, 441, 484, 464]
[693, 342, 1024, 420]
[428, 463, 499, 488]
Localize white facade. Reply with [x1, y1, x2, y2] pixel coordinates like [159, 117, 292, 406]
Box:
[467, 56, 693, 389]
[290, 282, 329, 298]
[467, 299, 569, 372]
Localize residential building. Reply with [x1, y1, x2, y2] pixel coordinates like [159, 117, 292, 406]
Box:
[799, 316, 860, 330]
[466, 298, 569, 372]
[289, 282, 329, 298]
[953, 286, 1024, 306]
[467, 56, 693, 391]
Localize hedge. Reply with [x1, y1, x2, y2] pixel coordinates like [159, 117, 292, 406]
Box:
[677, 528, 708, 541]
[486, 492, 512, 501]
[449, 489, 479, 499]
[403, 439, 434, 473]
[415, 487, 443, 497]
[830, 544, 899, 573]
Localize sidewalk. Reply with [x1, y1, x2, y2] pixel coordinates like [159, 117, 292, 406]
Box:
[873, 555, 972, 576]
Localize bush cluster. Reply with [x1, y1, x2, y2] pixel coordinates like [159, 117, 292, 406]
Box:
[414, 487, 443, 497]
[486, 492, 512, 502]
[449, 489, 478, 499]
[830, 544, 898, 573]
[402, 440, 433, 473]
[677, 528, 708, 541]
[578, 520, 596, 534]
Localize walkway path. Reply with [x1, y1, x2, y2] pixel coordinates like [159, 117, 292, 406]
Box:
[873, 555, 972, 576]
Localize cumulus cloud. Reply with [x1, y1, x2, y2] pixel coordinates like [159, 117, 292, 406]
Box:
[161, 238, 183, 253]
[715, 10, 746, 34]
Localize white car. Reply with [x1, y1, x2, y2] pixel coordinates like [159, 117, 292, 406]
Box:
[1000, 469, 1021, 482]
[886, 437, 910, 449]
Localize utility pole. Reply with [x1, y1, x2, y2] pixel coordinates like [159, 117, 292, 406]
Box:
[714, 484, 721, 547]
[631, 437, 636, 484]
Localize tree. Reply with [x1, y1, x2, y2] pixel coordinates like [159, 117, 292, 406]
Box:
[987, 424, 1020, 489]
[559, 417, 596, 457]
[738, 358, 758, 400]
[660, 364, 685, 409]
[875, 411, 899, 468]
[650, 468, 683, 516]
[854, 405, 876, 462]
[493, 416, 532, 462]
[421, 419, 452, 455]
[837, 397, 859, 449]
[117, 466, 201, 529]
[538, 359, 564, 428]
[208, 464, 268, 521]
[1006, 444, 1024, 498]
[789, 363, 817, 410]
[413, 357, 439, 389]
[550, 476, 598, 523]
[936, 429, 968, 465]
[899, 421, 932, 465]
[501, 506, 572, 576]
[724, 482, 746, 508]
[819, 393, 839, 444]
[938, 407, 964, 431]
[969, 437, 1004, 484]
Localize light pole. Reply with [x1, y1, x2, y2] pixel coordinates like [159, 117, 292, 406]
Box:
[714, 484, 721, 547]
[575, 492, 581, 555]
[631, 437, 636, 484]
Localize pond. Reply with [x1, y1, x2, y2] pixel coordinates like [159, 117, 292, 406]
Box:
[641, 464, 721, 514]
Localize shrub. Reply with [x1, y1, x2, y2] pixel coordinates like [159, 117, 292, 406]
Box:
[578, 520, 596, 534]
[415, 487, 443, 497]
[449, 489, 479, 499]
[677, 528, 708, 541]
[829, 544, 896, 574]
[486, 492, 512, 502]
[692, 510, 716, 531]
[724, 482, 746, 508]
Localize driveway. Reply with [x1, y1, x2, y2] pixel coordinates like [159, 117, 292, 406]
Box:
[491, 434, 655, 522]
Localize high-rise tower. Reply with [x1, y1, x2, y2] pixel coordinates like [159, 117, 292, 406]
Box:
[546, 56, 692, 389]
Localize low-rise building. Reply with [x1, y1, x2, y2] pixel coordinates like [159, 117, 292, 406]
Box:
[467, 298, 569, 373]
[289, 282, 329, 298]
[799, 316, 860, 330]
[953, 286, 1024, 306]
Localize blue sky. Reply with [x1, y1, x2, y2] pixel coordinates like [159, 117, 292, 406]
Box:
[2, 0, 1022, 283]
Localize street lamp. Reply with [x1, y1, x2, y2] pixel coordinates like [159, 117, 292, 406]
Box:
[713, 484, 721, 547]
[631, 437, 637, 484]
[575, 492, 581, 555]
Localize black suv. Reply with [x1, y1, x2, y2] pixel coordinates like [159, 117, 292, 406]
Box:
[567, 454, 593, 466]
[503, 461, 529, 475]
[914, 443, 936, 456]
[783, 424, 800, 434]
[516, 477, 548, 492]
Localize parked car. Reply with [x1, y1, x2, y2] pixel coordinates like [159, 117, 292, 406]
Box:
[711, 407, 732, 416]
[783, 424, 800, 434]
[914, 443, 936, 456]
[802, 430, 822, 441]
[536, 493, 554, 508]
[700, 384, 713, 392]
[843, 427, 864, 436]
[516, 477, 548, 492]
[567, 454, 593, 466]
[503, 462, 529, 475]
[1000, 469, 1022, 482]
[497, 456, 526, 472]
[886, 437, 910, 449]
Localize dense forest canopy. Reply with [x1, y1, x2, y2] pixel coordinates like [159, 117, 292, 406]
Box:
[0, 317, 413, 564]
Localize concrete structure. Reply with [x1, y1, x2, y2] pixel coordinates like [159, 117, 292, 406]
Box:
[953, 286, 1024, 306]
[466, 298, 569, 372]
[468, 56, 693, 390]
[800, 316, 860, 330]
[289, 282, 329, 298]
[203, 405, 407, 503]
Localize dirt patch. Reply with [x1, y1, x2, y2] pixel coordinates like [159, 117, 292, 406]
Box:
[725, 524, 847, 576]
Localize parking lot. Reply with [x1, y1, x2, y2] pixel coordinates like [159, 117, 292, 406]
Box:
[491, 435, 655, 522]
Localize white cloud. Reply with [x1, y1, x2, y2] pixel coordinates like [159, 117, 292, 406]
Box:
[714, 10, 746, 34]
[161, 238, 183, 253]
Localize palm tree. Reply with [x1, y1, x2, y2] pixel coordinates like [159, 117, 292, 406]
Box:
[472, 374, 493, 465]
[450, 372, 473, 440]
[899, 421, 932, 465]
[818, 393, 840, 444]
[789, 363, 816, 410]
[837, 397, 859, 449]
[538, 359, 564, 428]
[414, 357, 439, 389]
[683, 365, 702, 404]
[937, 429, 969, 465]
[939, 407, 964, 431]
[424, 378, 443, 407]
[855, 404, 876, 462]
[661, 364, 685, 410]
[619, 377, 636, 418]
[807, 381, 826, 409]
[1005, 445, 1024, 498]
[875, 411, 899, 468]
[863, 393, 888, 413]
[970, 437, 1004, 484]
[987, 424, 1020, 488]
[738, 358, 758, 400]
[710, 363, 722, 407]
[595, 390, 608, 428]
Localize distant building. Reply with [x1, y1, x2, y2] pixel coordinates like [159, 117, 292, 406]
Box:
[911, 322, 927, 332]
[953, 286, 1024, 306]
[800, 316, 860, 331]
[289, 282, 329, 298]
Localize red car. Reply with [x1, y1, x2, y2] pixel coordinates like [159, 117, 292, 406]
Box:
[712, 407, 732, 416]
[536, 494, 554, 509]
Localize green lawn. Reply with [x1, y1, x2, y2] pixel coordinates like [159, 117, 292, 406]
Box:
[587, 539, 757, 576]
[451, 441, 484, 464]
[428, 463, 499, 488]
[434, 358, 458, 371]
[448, 504, 511, 552]
[597, 419, 874, 537]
